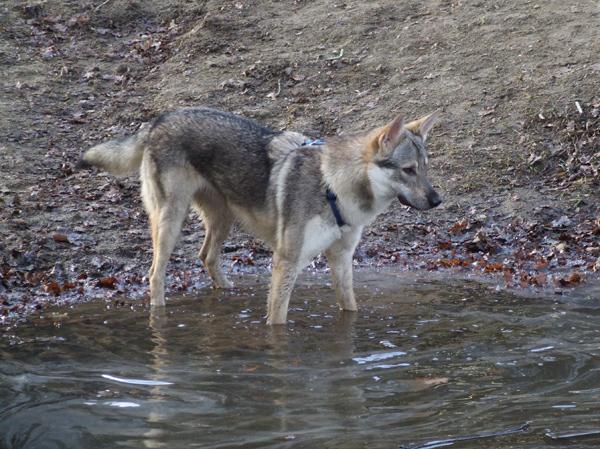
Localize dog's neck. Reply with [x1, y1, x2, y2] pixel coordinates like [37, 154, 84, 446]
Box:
[320, 137, 393, 227]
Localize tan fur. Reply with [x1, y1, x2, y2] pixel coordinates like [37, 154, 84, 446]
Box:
[405, 111, 440, 138]
[83, 124, 150, 176]
[266, 254, 298, 324]
[194, 188, 234, 288]
[322, 133, 375, 212]
[267, 131, 307, 158]
[82, 107, 441, 325]
[363, 127, 386, 163]
[405, 117, 427, 134]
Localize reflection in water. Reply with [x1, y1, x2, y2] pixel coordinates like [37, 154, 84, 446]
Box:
[1, 273, 600, 449]
[264, 310, 366, 440]
[144, 306, 169, 448]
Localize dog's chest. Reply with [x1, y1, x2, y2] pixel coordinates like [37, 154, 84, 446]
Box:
[299, 215, 342, 265]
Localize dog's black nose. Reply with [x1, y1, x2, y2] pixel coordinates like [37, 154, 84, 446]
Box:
[428, 191, 442, 208]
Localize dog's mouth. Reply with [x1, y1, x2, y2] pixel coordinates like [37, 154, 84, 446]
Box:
[397, 193, 413, 208]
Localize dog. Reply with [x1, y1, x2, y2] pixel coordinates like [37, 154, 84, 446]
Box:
[80, 107, 441, 324]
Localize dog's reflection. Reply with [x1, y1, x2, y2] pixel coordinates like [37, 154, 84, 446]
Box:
[142, 296, 367, 447]
[264, 308, 366, 437]
[142, 306, 170, 448]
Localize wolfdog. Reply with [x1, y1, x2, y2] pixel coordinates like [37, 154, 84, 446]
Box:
[81, 107, 441, 324]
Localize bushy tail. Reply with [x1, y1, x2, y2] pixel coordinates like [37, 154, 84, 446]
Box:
[79, 124, 150, 176]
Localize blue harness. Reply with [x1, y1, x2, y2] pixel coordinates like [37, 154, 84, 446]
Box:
[302, 139, 347, 228]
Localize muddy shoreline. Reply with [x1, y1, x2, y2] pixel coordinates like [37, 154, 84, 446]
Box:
[1, 1, 599, 326]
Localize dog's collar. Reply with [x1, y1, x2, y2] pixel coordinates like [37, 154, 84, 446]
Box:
[302, 139, 347, 228]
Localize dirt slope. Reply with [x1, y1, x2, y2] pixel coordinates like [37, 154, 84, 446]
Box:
[1, 0, 599, 323]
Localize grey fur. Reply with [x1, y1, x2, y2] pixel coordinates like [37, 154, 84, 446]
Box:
[80, 107, 442, 324]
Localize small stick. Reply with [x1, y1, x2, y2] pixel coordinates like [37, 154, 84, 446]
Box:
[95, 0, 113, 11]
[275, 78, 281, 96]
[326, 49, 344, 61]
[266, 79, 281, 100]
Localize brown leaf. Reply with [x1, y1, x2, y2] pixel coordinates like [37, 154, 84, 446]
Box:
[503, 269, 514, 285]
[68, 14, 90, 27]
[449, 218, 469, 234]
[438, 258, 467, 268]
[519, 272, 530, 288]
[558, 271, 582, 287]
[53, 233, 70, 243]
[437, 241, 452, 250]
[98, 276, 117, 289]
[484, 262, 504, 273]
[464, 230, 497, 254]
[25, 272, 44, 285]
[44, 281, 61, 295]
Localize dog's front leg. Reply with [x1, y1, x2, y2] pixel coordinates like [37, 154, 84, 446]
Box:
[326, 249, 357, 312]
[266, 252, 298, 325]
[325, 227, 362, 312]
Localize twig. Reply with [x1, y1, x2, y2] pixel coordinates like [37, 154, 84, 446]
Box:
[266, 79, 282, 100]
[95, 0, 113, 11]
[326, 48, 344, 61]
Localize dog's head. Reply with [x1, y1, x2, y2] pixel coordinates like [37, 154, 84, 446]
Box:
[365, 112, 441, 210]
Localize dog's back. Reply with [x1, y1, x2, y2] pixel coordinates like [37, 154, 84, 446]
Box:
[147, 108, 282, 209]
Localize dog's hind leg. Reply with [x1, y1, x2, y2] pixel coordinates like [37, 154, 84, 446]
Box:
[143, 164, 196, 307]
[194, 190, 234, 288]
[150, 199, 190, 307]
[325, 227, 362, 312]
[147, 210, 159, 279]
[141, 159, 161, 283]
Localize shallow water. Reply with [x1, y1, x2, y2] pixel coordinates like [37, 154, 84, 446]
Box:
[2, 272, 600, 449]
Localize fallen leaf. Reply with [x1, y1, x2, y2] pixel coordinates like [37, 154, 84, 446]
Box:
[438, 241, 452, 250]
[98, 276, 117, 289]
[558, 271, 582, 287]
[53, 233, 70, 243]
[503, 269, 514, 285]
[449, 218, 469, 234]
[484, 262, 504, 273]
[44, 281, 61, 295]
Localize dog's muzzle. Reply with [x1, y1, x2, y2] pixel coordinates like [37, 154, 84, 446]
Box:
[427, 191, 442, 208]
[397, 191, 442, 210]
[397, 193, 412, 208]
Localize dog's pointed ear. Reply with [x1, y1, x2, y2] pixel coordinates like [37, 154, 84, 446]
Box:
[405, 110, 440, 141]
[372, 114, 405, 155]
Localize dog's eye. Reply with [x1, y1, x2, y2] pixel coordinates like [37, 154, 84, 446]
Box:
[402, 167, 417, 176]
[377, 159, 398, 169]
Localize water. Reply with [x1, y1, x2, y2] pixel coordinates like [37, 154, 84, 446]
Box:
[2, 272, 600, 449]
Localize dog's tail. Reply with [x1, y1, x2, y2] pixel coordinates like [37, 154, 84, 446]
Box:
[78, 123, 150, 176]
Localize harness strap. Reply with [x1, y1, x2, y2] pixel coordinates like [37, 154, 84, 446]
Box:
[302, 139, 347, 228]
[325, 187, 347, 227]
